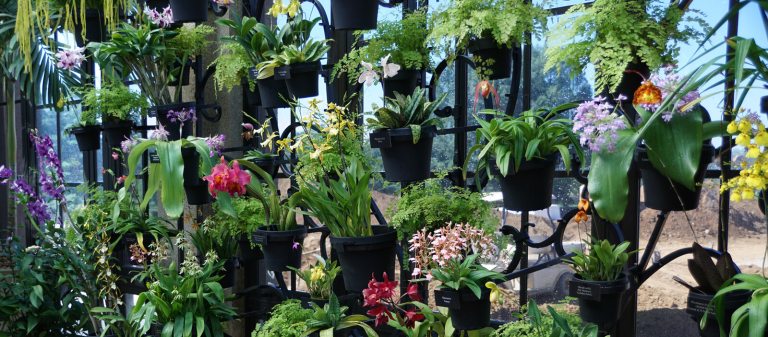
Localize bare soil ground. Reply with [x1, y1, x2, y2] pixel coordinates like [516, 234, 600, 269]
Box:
[288, 183, 767, 337]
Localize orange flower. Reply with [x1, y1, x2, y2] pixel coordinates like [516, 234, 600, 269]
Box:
[575, 198, 590, 223]
[633, 81, 662, 105]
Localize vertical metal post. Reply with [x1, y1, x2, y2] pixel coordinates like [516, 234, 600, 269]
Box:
[454, 57, 468, 188]
[718, 0, 739, 253]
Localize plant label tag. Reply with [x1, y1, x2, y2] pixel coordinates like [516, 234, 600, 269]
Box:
[434, 290, 461, 309]
[149, 152, 160, 164]
[369, 132, 391, 149]
[251, 234, 266, 245]
[249, 67, 259, 80]
[570, 282, 601, 301]
[275, 67, 291, 80]
[687, 300, 708, 315]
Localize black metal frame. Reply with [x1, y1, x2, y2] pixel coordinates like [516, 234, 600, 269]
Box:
[1, 0, 747, 336]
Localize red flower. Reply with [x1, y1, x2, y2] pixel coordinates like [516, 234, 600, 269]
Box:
[406, 283, 422, 302]
[366, 304, 393, 327]
[404, 308, 425, 328]
[203, 157, 251, 197]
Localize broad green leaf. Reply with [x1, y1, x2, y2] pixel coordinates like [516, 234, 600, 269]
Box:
[639, 105, 702, 190]
[155, 141, 185, 218]
[588, 130, 639, 223]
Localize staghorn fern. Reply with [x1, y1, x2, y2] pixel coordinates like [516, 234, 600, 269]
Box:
[366, 87, 447, 143]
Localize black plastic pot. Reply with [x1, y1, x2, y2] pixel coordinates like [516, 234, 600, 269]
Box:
[329, 226, 397, 293]
[639, 144, 715, 211]
[569, 274, 630, 326]
[759, 190, 766, 215]
[238, 235, 261, 263]
[276, 61, 321, 99]
[253, 226, 308, 271]
[69, 125, 101, 151]
[370, 125, 436, 182]
[155, 102, 196, 141]
[169, 0, 208, 23]
[184, 183, 211, 205]
[102, 120, 133, 150]
[434, 287, 491, 331]
[73, 9, 108, 45]
[244, 81, 261, 108]
[251, 156, 279, 177]
[331, 0, 379, 30]
[182, 147, 201, 185]
[497, 156, 556, 211]
[686, 289, 752, 337]
[468, 37, 512, 80]
[256, 77, 291, 108]
[114, 233, 156, 292]
[382, 69, 421, 98]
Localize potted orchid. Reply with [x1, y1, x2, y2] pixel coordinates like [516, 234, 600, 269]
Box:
[576, 64, 726, 224]
[367, 87, 447, 182]
[410, 223, 504, 331]
[116, 130, 229, 219]
[333, 11, 430, 98]
[91, 8, 213, 138]
[466, 105, 584, 211]
[362, 273, 449, 337]
[288, 255, 341, 308]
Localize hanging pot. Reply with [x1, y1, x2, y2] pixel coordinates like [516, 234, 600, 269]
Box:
[639, 144, 715, 211]
[181, 147, 211, 205]
[329, 226, 397, 293]
[250, 156, 279, 177]
[244, 80, 261, 108]
[155, 102, 196, 141]
[569, 274, 630, 326]
[102, 120, 133, 150]
[370, 125, 436, 182]
[73, 9, 108, 45]
[496, 155, 556, 211]
[252, 226, 308, 272]
[686, 289, 752, 337]
[69, 125, 102, 151]
[169, 0, 208, 23]
[467, 36, 512, 80]
[276, 61, 321, 99]
[115, 233, 156, 291]
[196, 255, 236, 288]
[256, 77, 291, 109]
[382, 69, 421, 98]
[434, 287, 491, 331]
[331, 0, 379, 30]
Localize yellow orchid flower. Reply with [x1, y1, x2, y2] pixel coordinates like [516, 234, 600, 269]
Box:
[485, 281, 502, 304]
[268, 1, 284, 17]
[286, 0, 300, 17]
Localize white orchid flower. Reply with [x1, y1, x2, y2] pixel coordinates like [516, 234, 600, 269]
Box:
[357, 61, 379, 86]
[380, 54, 401, 79]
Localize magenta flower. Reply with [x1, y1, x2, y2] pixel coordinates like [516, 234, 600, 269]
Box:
[166, 108, 196, 126]
[30, 131, 65, 201]
[291, 241, 301, 250]
[55, 47, 85, 70]
[112, 152, 119, 160]
[203, 157, 251, 197]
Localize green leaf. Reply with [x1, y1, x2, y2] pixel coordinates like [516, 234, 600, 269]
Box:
[588, 129, 639, 223]
[639, 105, 703, 190]
[155, 141, 185, 218]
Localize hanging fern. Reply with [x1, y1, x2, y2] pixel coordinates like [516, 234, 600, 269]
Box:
[545, 0, 709, 92]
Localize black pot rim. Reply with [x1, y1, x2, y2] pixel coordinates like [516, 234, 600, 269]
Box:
[468, 36, 508, 53]
[254, 225, 308, 242]
[385, 68, 423, 80]
[572, 273, 630, 293]
[370, 125, 437, 141]
[279, 61, 321, 74]
[151, 102, 196, 116]
[436, 286, 491, 300]
[103, 119, 134, 128]
[494, 153, 557, 175]
[69, 124, 102, 133]
[329, 225, 395, 241]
